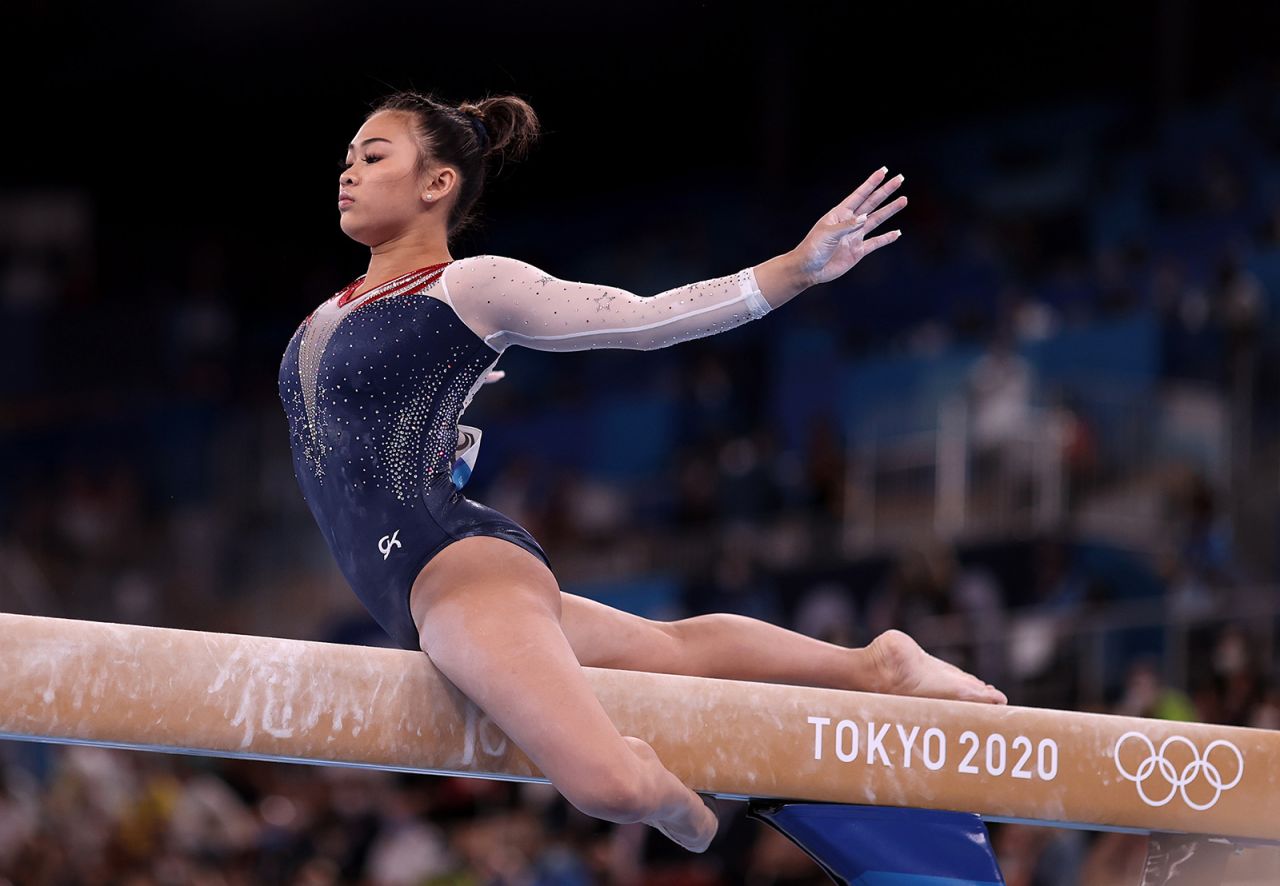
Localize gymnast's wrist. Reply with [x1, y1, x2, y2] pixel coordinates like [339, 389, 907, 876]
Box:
[753, 251, 812, 311]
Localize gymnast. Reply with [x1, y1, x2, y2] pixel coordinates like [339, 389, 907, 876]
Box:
[278, 90, 1008, 853]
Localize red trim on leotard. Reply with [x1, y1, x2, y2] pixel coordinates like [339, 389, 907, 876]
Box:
[336, 261, 454, 309]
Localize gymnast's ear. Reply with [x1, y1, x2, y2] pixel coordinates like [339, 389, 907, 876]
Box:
[421, 165, 459, 205]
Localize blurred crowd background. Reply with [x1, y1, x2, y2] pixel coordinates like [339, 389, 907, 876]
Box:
[4, 1, 1280, 883]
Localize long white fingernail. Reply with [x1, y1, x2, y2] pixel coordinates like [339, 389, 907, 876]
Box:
[878, 166, 888, 174]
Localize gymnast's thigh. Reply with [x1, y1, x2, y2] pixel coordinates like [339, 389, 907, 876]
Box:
[404, 534, 665, 814]
[408, 536, 679, 671]
[557, 592, 681, 670]
[408, 534, 563, 647]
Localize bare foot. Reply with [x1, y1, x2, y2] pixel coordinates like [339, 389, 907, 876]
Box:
[865, 629, 1007, 705]
[649, 800, 718, 854]
[622, 736, 719, 852]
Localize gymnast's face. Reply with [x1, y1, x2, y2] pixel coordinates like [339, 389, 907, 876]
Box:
[338, 110, 439, 247]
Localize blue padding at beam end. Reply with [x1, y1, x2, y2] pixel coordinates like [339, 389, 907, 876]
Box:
[853, 874, 1002, 886]
[749, 803, 1005, 885]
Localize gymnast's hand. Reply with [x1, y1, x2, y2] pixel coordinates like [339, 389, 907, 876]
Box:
[481, 370, 506, 385]
[791, 167, 907, 287]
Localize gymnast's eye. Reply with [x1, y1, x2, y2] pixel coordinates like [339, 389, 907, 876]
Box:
[337, 156, 381, 171]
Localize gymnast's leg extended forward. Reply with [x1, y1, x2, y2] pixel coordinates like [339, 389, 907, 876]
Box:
[559, 592, 1007, 704]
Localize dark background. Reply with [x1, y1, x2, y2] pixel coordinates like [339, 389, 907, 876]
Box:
[10, 0, 1277, 275]
[4, 0, 1276, 416]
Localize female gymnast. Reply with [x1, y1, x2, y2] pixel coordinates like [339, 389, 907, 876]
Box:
[278, 90, 1008, 853]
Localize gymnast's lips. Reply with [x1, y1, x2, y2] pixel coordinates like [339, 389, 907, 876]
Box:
[338, 191, 355, 208]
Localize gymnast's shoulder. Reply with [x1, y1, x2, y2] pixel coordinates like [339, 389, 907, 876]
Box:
[441, 254, 559, 347]
[445, 253, 553, 291]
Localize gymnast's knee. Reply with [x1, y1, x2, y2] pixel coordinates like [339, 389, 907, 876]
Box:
[667, 612, 738, 642]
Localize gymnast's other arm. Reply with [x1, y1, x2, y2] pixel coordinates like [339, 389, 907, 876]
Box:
[442, 167, 907, 352]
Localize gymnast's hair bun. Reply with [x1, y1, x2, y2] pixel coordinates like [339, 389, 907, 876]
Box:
[456, 96, 540, 164]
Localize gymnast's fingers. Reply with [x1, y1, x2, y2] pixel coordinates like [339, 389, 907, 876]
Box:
[849, 173, 905, 219]
[860, 230, 903, 253]
[835, 212, 868, 235]
[856, 195, 908, 236]
[834, 167, 890, 215]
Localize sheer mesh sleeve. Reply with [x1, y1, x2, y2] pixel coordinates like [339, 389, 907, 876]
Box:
[439, 254, 772, 353]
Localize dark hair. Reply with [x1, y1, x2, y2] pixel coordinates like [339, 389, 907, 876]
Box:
[369, 90, 541, 241]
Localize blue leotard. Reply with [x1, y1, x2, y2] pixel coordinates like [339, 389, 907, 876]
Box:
[279, 255, 771, 650]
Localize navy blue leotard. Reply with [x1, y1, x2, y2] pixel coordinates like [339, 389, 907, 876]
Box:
[279, 254, 772, 650]
[278, 261, 551, 650]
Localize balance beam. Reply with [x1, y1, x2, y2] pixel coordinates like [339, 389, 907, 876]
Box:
[1, 613, 1276, 842]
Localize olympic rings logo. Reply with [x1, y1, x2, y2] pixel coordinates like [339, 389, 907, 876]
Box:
[1113, 731, 1244, 811]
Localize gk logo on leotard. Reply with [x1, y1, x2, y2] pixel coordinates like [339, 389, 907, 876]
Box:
[1113, 731, 1244, 811]
[378, 530, 402, 560]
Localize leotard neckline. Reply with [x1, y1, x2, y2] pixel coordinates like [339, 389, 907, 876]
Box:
[338, 260, 454, 306]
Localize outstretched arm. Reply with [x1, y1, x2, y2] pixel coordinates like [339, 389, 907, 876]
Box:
[443, 167, 906, 353]
[444, 254, 774, 352]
